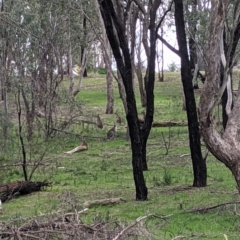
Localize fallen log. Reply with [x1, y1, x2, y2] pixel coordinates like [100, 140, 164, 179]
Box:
[83, 197, 125, 208]
[138, 118, 188, 127]
[0, 181, 51, 203]
[152, 121, 188, 127]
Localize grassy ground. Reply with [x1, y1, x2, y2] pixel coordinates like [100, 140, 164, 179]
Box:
[0, 72, 239, 239]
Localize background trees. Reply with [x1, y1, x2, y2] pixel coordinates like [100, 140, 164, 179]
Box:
[1, 0, 240, 200]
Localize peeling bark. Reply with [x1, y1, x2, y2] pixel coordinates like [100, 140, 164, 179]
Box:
[199, 1, 240, 192]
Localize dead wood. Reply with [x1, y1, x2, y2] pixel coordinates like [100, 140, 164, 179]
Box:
[83, 197, 125, 208]
[152, 121, 188, 127]
[187, 201, 240, 214]
[0, 210, 125, 239]
[138, 117, 188, 127]
[112, 214, 172, 240]
[64, 139, 88, 154]
[0, 181, 51, 203]
[0, 209, 168, 239]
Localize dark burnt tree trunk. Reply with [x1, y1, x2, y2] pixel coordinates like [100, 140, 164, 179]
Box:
[99, 0, 147, 200]
[98, 0, 161, 200]
[174, 0, 207, 187]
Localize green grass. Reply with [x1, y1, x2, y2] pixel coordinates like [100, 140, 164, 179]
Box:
[0, 72, 240, 239]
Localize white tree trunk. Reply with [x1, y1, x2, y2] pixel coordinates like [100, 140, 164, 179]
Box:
[199, 0, 240, 192]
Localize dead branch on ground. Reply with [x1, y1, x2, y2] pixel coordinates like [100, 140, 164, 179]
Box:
[83, 197, 125, 208]
[152, 121, 188, 127]
[187, 201, 240, 214]
[112, 214, 172, 240]
[0, 181, 51, 203]
[0, 209, 155, 239]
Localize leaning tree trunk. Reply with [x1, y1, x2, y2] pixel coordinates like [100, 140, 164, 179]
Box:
[174, 0, 207, 187]
[198, 0, 240, 192]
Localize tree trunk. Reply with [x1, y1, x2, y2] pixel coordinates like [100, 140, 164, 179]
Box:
[135, 65, 146, 107]
[105, 64, 114, 114]
[97, 5, 114, 114]
[116, 70, 129, 140]
[132, 147, 148, 200]
[81, 16, 88, 77]
[198, 1, 240, 192]
[98, 0, 162, 199]
[73, 47, 89, 97]
[174, 0, 207, 187]
[98, 0, 148, 200]
[221, 19, 240, 129]
[134, 12, 146, 107]
[68, 44, 74, 97]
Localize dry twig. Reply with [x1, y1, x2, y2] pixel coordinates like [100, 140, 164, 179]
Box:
[112, 214, 172, 240]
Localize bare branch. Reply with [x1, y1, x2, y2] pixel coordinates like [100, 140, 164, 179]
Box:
[157, 33, 180, 56]
[156, 1, 173, 32]
[112, 214, 171, 240]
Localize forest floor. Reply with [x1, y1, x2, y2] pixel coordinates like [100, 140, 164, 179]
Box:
[0, 72, 239, 239]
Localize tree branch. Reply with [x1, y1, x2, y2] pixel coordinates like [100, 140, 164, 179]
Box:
[112, 214, 172, 240]
[132, 0, 147, 15]
[156, 1, 173, 32]
[157, 33, 180, 56]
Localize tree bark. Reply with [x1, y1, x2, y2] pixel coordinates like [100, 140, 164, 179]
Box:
[174, 0, 207, 187]
[81, 15, 88, 77]
[221, 18, 240, 129]
[105, 61, 114, 114]
[188, 0, 198, 88]
[197, 1, 240, 192]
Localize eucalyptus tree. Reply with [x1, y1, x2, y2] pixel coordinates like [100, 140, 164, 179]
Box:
[199, 0, 240, 192]
[67, 3, 93, 97]
[174, 0, 207, 186]
[0, 0, 81, 178]
[0, 0, 12, 140]
[98, 0, 172, 200]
